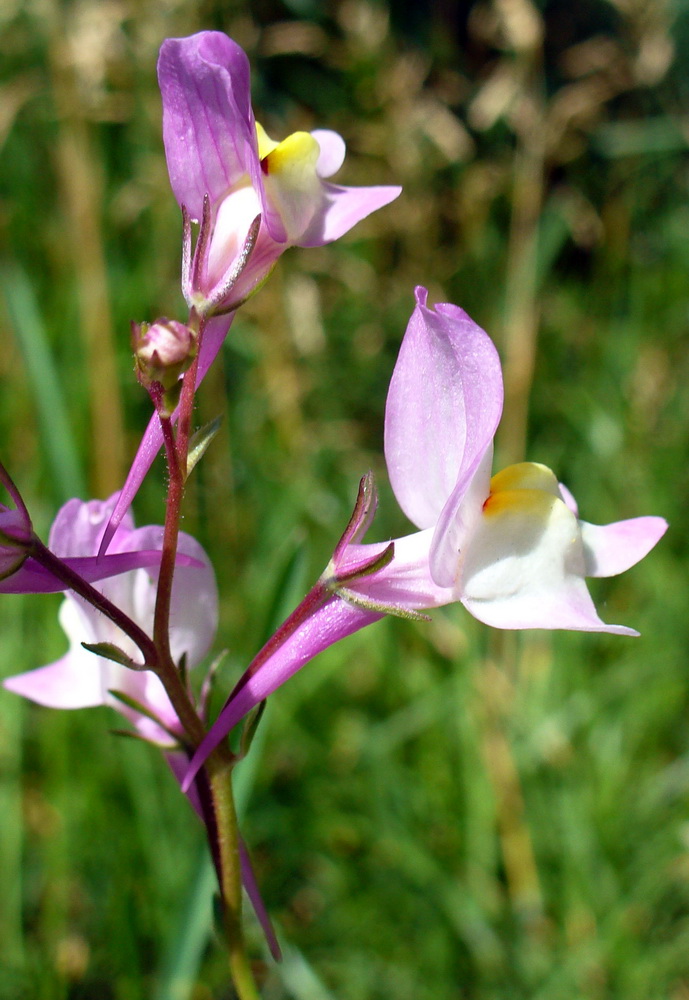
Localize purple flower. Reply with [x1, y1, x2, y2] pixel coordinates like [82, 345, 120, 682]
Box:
[159, 31, 401, 315]
[4, 495, 218, 743]
[100, 32, 401, 555]
[183, 288, 667, 788]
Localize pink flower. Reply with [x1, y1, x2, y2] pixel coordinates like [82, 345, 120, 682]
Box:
[159, 31, 401, 315]
[383, 287, 667, 633]
[182, 288, 667, 788]
[100, 32, 401, 555]
[3, 495, 218, 743]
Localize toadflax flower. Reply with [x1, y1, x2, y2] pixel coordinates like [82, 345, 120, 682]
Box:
[100, 30, 401, 555]
[159, 30, 401, 316]
[2, 495, 280, 955]
[3, 495, 218, 743]
[382, 287, 667, 632]
[183, 287, 667, 788]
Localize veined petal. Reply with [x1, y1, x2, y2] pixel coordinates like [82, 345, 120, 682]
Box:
[580, 515, 668, 577]
[297, 182, 401, 247]
[183, 598, 380, 790]
[158, 32, 257, 219]
[430, 446, 494, 588]
[50, 496, 135, 557]
[385, 287, 503, 533]
[124, 527, 219, 668]
[460, 486, 637, 634]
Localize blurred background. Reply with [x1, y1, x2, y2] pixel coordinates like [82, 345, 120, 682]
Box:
[1, 0, 688, 997]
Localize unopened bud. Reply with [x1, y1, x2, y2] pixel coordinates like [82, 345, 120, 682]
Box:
[133, 318, 196, 392]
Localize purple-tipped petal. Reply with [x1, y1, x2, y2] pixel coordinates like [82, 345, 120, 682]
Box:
[384, 288, 503, 541]
[297, 182, 401, 247]
[183, 598, 380, 791]
[100, 313, 233, 555]
[159, 32, 257, 219]
[580, 515, 668, 578]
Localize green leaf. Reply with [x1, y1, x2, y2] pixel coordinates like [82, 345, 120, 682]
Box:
[107, 688, 183, 745]
[186, 415, 222, 477]
[81, 641, 138, 669]
[238, 700, 267, 760]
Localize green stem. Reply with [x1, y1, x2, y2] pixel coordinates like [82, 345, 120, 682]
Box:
[207, 760, 261, 1000]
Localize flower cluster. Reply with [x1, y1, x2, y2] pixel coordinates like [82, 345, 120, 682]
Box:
[0, 29, 667, 996]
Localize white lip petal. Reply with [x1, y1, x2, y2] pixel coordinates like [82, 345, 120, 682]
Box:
[460, 487, 637, 634]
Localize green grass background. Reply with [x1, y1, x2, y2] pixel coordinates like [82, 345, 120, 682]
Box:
[1, 0, 688, 997]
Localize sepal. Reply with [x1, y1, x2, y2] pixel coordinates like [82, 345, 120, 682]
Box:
[237, 700, 267, 760]
[187, 416, 223, 478]
[108, 688, 184, 745]
[82, 641, 143, 670]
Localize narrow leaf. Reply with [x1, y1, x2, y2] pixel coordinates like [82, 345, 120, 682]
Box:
[238, 700, 267, 760]
[108, 688, 183, 745]
[82, 641, 139, 669]
[186, 415, 223, 477]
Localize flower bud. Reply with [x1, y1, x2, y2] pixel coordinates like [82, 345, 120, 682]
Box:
[133, 318, 196, 391]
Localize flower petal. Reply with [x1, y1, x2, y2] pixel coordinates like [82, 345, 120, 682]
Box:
[384, 288, 503, 535]
[158, 32, 257, 219]
[259, 130, 323, 243]
[50, 496, 134, 557]
[297, 181, 401, 247]
[4, 653, 104, 708]
[3, 599, 103, 707]
[459, 487, 637, 634]
[124, 527, 218, 668]
[344, 529, 451, 610]
[0, 550, 174, 595]
[580, 515, 668, 578]
[311, 129, 346, 177]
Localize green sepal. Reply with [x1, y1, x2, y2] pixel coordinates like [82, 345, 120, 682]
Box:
[337, 586, 432, 622]
[177, 651, 188, 688]
[238, 700, 267, 760]
[187, 416, 223, 478]
[110, 728, 180, 751]
[82, 641, 141, 670]
[108, 688, 184, 746]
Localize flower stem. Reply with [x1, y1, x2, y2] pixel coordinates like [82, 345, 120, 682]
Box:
[29, 537, 158, 664]
[207, 759, 261, 1000]
[148, 315, 259, 996]
[151, 316, 204, 660]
